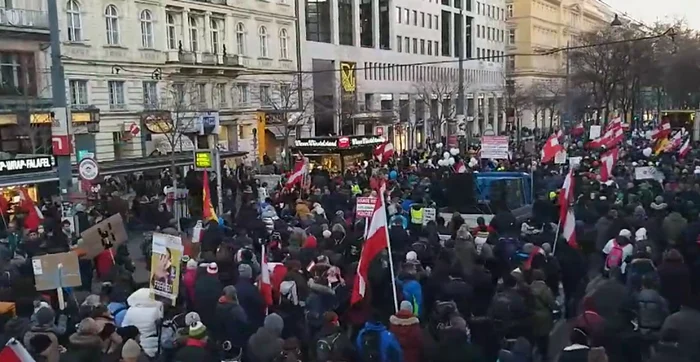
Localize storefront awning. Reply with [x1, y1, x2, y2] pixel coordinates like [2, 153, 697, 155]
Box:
[0, 170, 58, 188]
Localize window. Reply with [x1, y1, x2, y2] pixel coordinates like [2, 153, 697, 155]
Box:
[69, 80, 88, 105]
[259, 84, 271, 106]
[412, 10, 417, 25]
[476, 47, 480, 58]
[142, 81, 157, 107]
[508, 55, 515, 69]
[279, 83, 291, 101]
[404, 9, 409, 24]
[404, 37, 410, 53]
[306, 0, 332, 43]
[420, 39, 425, 54]
[172, 83, 185, 103]
[189, 16, 199, 51]
[421, 12, 425, 27]
[166, 13, 177, 49]
[397, 6, 401, 22]
[67, 0, 82, 41]
[434, 41, 439, 55]
[338, 0, 353, 45]
[506, 4, 512, 18]
[397, 36, 402, 52]
[259, 26, 269, 57]
[140, 10, 154, 48]
[476, 24, 480, 37]
[108, 81, 125, 109]
[428, 14, 432, 28]
[0, 52, 36, 96]
[105, 5, 120, 45]
[412, 38, 417, 53]
[210, 19, 220, 53]
[279, 28, 289, 59]
[195, 83, 206, 104]
[236, 22, 246, 55]
[427, 40, 432, 55]
[236, 83, 249, 104]
[216, 83, 227, 107]
[509, 28, 515, 44]
[434, 15, 438, 29]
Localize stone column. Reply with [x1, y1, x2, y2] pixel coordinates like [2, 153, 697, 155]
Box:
[352, 0, 361, 47]
[330, 0, 339, 44]
[372, 0, 380, 48]
[181, 10, 191, 51]
[203, 12, 212, 53]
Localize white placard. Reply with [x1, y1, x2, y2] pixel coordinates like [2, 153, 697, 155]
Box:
[423, 208, 436, 225]
[480, 136, 510, 159]
[634, 166, 665, 181]
[589, 125, 601, 139]
[568, 157, 582, 168]
[554, 150, 567, 164]
[32, 259, 43, 275]
[356, 197, 377, 218]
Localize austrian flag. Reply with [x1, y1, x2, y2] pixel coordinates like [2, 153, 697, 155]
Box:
[541, 133, 564, 164]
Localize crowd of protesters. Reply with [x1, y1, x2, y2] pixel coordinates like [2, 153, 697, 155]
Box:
[1, 124, 700, 362]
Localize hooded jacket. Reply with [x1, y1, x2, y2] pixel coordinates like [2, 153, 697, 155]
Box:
[388, 311, 423, 362]
[64, 330, 103, 362]
[355, 322, 403, 362]
[556, 344, 590, 362]
[121, 288, 163, 357]
[193, 274, 224, 331]
[660, 306, 700, 360]
[247, 315, 285, 362]
[212, 298, 250, 349]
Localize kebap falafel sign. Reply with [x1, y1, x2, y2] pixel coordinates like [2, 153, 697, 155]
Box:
[149, 232, 183, 305]
[78, 214, 128, 259]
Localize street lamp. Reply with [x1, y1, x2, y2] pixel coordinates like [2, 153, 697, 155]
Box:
[611, 14, 623, 27]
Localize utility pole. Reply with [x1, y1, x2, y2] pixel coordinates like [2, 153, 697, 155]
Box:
[564, 40, 571, 130]
[457, 8, 465, 124]
[48, 0, 73, 194]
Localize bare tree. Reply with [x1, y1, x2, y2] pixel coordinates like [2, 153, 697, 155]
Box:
[537, 80, 565, 129]
[252, 75, 314, 162]
[413, 79, 459, 140]
[8, 83, 53, 154]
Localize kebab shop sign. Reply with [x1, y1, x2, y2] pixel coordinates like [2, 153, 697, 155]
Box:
[0, 156, 54, 176]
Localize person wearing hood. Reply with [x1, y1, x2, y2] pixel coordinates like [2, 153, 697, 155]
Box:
[388, 301, 423, 362]
[557, 327, 597, 362]
[211, 285, 250, 351]
[530, 270, 556, 361]
[121, 339, 149, 362]
[433, 316, 484, 362]
[649, 328, 692, 362]
[89, 304, 123, 354]
[173, 322, 217, 362]
[247, 313, 285, 362]
[23, 304, 66, 362]
[306, 276, 339, 334]
[657, 249, 691, 313]
[313, 311, 354, 362]
[193, 262, 224, 331]
[1, 298, 32, 346]
[395, 263, 423, 317]
[659, 295, 700, 361]
[63, 318, 103, 362]
[662, 209, 687, 247]
[235, 264, 265, 330]
[120, 288, 163, 358]
[356, 316, 403, 362]
[182, 258, 198, 307]
[635, 274, 668, 340]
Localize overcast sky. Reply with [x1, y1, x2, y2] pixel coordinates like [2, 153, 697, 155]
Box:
[605, 0, 700, 29]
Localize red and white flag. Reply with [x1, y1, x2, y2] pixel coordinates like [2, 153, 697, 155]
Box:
[588, 123, 623, 150]
[0, 339, 35, 362]
[679, 138, 691, 158]
[650, 118, 671, 141]
[260, 244, 273, 307]
[571, 122, 585, 137]
[18, 188, 43, 231]
[373, 142, 395, 164]
[454, 160, 467, 173]
[541, 133, 564, 164]
[562, 207, 578, 249]
[558, 169, 578, 249]
[351, 184, 390, 305]
[605, 117, 622, 132]
[284, 157, 308, 189]
[599, 147, 619, 182]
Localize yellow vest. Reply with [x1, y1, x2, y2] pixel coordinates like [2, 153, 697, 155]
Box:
[351, 184, 361, 195]
[410, 207, 423, 224]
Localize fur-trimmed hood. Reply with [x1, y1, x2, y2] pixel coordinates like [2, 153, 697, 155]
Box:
[389, 310, 419, 326]
[309, 279, 335, 295]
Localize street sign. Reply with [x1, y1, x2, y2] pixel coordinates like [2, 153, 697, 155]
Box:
[78, 157, 99, 181]
[51, 135, 72, 156]
[194, 150, 214, 170]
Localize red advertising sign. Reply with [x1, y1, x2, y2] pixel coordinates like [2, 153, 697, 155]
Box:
[51, 135, 72, 156]
[338, 136, 350, 149]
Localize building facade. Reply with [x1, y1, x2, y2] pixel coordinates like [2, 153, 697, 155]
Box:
[505, 0, 613, 128]
[300, 0, 507, 149]
[57, 0, 299, 163]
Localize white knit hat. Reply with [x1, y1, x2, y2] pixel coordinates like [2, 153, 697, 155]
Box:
[207, 262, 218, 275]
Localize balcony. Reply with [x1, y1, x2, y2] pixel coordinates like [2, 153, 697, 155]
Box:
[0, 8, 50, 35]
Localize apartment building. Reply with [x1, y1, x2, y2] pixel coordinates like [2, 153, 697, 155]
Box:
[300, 0, 507, 148]
[58, 0, 298, 163]
[506, 0, 614, 128]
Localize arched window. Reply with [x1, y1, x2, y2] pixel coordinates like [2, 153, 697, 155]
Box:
[258, 26, 268, 57]
[279, 28, 289, 59]
[140, 10, 154, 48]
[66, 0, 82, 41]
[105, 5, 120, 45]
[166, 13, 176, 49]
[210, 19, 220, 54]
[235, 22, 246, 55]
[188, 16, 199, 52]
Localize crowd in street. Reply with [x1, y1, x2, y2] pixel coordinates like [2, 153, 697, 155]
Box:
[2, 124, 700, 362]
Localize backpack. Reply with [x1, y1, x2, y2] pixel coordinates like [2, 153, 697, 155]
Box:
[605, 241, 624, 269]
[497, 237, 520, 263]
[316, 332, 341, 362]
[359, 329, 383, 362]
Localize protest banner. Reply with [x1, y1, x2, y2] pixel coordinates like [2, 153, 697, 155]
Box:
[356, 197, 376, 218]
[423, 208, 436, 225]
[149, 232, 184, 305]
[480, 136, 510, 159]
[32, 252, 82, 291]
[78, 214, 128, 259]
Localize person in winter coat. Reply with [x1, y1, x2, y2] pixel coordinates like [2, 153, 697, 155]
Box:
[90, 304, 123, 354]
[64, 318, 103, 362]
[395, 263, 423, 317]
[306, 277, 339, 334]
[662, 210, 687, 246]
[356, 319, 403, 362]
[23, 305, 66, 362]
[557, 327, 595, 362]
[312, 312, 354, 362]
[247, 313, 285, 362]
[235, 264, 265, 330]
[182, 259, 198, 307]
[659, 298, 700, 361]
[193, 263, 224, 330]
[121, 339, 149, 362]
[635, 275, 669, 336]
[648, 328, 692, 362]
[432, 316, 485, 362]
[211, 285, 250, 350]
[657, 249, 691, 313]
[388, 301, 423, 362]
[173, 322, 217, 362]
[530, 270, 556, 360]
[121, 288, 163, 358]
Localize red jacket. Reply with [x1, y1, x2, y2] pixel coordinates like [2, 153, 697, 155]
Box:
[389, 310, 423, 362]
[95, 249, 116, 279]
[183, 268, 197, 304]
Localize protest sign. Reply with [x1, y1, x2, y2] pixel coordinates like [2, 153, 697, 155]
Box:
[78, 214, 128, 259]
[480, 136, 510, 159]
[635, 166, 665, 182]
[554, 150, 567, 164]
[149, 233, 184, 305]
[423, 208, 436, 225]
[32, 252, 82, 291]
[590, 125, 601, 139]
[356, 197, 376, 218]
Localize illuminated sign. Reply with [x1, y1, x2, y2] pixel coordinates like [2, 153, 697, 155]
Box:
[294, 136, 385, 149]
[340, 62, 356, 93]
[194, 150, 213, 170]
[0, 156, 54, 176]
[142, 111, 173, 134]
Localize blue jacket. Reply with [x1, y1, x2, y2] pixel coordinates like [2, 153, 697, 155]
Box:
[390, 214, 408, 230]
[355, 322, 403, 362]
[107, 302, 128, 327]
[396, 277, 423, 316]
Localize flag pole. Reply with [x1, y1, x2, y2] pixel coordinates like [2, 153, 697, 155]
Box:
[379, 184, 399, 313]
[552, 219, 561, 255]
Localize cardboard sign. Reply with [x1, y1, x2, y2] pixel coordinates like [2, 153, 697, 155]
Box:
[634, 166, 665, 182]
[589, 125, 601, 139]
[554, 150, 567, 164]
[356, 197, 377, 218]
[150, 233, 184, 305]
[423, 208, 436, 225]
[480, 136, 510, 159]
[78, 214, 128, 259]
[32, 252, 82, 291]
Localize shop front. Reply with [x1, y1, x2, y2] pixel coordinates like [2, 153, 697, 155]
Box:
[0, 155, 57, 204]
[292, 135, 385, 171]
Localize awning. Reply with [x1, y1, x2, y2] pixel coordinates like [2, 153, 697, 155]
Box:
[0, 170, 59, 188]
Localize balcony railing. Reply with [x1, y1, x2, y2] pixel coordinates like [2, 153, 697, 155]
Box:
[0, 8, 49, 31]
